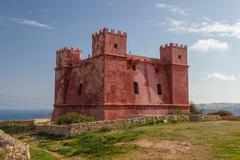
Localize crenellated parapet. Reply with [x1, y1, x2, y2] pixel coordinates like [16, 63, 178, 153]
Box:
[56, 47, 82, 54]
[160, 43, 187, 50]
[56, 47, 82, 68]
[92, 28, 127, 39]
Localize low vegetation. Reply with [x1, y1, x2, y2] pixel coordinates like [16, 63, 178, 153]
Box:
[207, 110, 234, 116]
[51, 132, 139, 159]
[56, 112, 95, 125]
[1, 121, 240, 160]
[190, 101, 202, 115]
[30, 148, 58, 160]
[168, 110, 189, 115]
[168, 101, 202, 116]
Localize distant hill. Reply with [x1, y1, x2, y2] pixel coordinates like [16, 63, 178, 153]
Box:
[196, 103, 240, 116]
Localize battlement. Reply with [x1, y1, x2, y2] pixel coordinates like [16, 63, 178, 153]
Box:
[56, 47, 82, 54]
[56, 47, 82, 67]
[160, 43, 187, 50]
[92, 28, 127, 38]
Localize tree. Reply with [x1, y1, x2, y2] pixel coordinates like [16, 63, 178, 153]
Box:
[190, 101, 201, 115]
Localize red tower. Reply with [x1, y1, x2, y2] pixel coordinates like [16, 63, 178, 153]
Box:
[51, 29, 189, 121]
[160, 43, 189, 105]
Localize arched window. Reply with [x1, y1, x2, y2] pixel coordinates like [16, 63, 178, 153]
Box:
[134, 82, 139, 94]
[78, 83, 83, 95]
[157, 84, 162, 95]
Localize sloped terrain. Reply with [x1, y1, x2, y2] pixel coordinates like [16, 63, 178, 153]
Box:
[1, 121, 240, 160]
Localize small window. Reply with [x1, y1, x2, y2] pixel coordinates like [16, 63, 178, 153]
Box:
[178, 55, 181, 59]
[132, 65, 136, 70]
[78, 83, 83, 95]
[114, 43, 118, 49]
[157, 84, 162, 95]
[134, 82, 139, 94]
[155, 68, 159, 73]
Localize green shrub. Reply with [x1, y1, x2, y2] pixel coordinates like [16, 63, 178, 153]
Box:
[207, 110, 234, 117]
[190, 101, 202, 115]
[56, 112, 95, 125]
[0, 125, 34, 135]
[168, 110, 189, 115]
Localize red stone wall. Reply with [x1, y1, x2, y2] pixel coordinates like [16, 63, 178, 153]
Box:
[64, 56, 105, 105]
[104, 55, 171, 105]
[171, 65, 189, 104]
[52, 105, 104, 121]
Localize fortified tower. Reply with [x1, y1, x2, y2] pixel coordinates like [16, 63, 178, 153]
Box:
[52, 28, 190, 121]
[160, 43, 189, 105]
[92, 28, 127, 56]
[55, 48, 82, 104]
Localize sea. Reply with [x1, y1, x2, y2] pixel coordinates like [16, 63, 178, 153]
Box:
[0, 109, 52, 120]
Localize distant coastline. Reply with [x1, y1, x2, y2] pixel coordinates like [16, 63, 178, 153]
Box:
[197, 103, 240, 116]
[0, 109, 52, 120]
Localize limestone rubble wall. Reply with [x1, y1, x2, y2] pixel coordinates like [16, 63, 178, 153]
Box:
[0, 129, 30, 160]
[36, 115, 222, 137]
[189, 115, 222, 122]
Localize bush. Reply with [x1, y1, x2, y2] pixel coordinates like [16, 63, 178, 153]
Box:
[190, 101, 202, 115]
[168, 110, 189, 115]
[57, 112, 95, 125]
[207, 110, 234, 117]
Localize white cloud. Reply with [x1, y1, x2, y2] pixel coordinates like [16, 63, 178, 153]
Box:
[155, 3, 189, 16]
[190, 39, 229, 52]
[164, 18, 240, 39]
[11, 18, 54, 30]
[202, 72, 236, 81]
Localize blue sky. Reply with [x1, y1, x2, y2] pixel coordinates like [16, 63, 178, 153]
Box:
[0, 0, 240, 109]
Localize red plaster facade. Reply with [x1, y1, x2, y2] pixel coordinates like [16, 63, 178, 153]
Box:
[52, 28, 189, 121]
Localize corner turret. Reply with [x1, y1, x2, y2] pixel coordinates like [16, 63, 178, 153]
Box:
[56, 47, 82, 68]
[160, 43, 187, 65]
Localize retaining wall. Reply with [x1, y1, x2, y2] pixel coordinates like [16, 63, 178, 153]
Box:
[36, 115, 190, 137]
[36, 115, 222, 137]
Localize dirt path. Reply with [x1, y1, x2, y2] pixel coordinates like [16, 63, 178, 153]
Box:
[114, 139, 217, 160]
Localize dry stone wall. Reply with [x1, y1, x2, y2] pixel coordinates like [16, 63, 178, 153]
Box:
[36, 115, 190, 137]
[0, 129, 30, 160]
[189, 115, 222, 122]
[35, 115, 221, 137]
